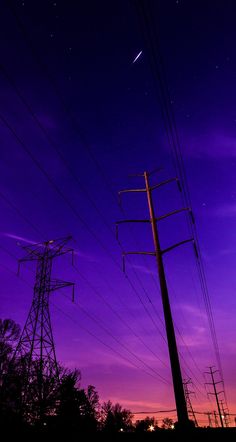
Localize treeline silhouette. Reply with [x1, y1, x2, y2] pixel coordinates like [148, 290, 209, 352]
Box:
[0, 318, 174, 436]
[2, 318, 236, 441]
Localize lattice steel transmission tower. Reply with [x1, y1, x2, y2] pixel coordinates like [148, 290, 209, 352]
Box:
[183, 378, 198, 427]
[14, 236, 74, 419]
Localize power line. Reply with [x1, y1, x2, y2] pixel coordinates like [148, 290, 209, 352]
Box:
[0, 116, 209, 405]
[0, 246, 170, 385]
[117, 170, 192, 427]
[205, 366, 225, 428]
[0, 219, 171, 385]
[0, 184, 171, 374]
[52, 302, 166, 384]
[0, 71, 206, 397]
[62, 292, 170, 384]
[134, 0, 226, 405]
[0, 183, 207, 399]
[2, 1, 222, 408]
[132, 409, 176, 415]
[0, 13, 205, 388]
[73, 266, 169, 369]
[2, 3, 174, 349]
[0, 112, 170, 348]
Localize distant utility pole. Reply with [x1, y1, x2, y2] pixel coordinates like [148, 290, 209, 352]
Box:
[206, 412, 212, 427]
[205, 366, 224, 428]
[13, 236, 75, 420]
[214, 411, 219, 427]
[183, 379, 198, 427]
[219, 399, 230, 427]
[117, 169, 196, 429]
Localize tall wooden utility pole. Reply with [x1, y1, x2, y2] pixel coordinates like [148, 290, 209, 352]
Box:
[117, 170, 195, 428]
[144, 171, 189, 427]
[205, 366, 224, 428]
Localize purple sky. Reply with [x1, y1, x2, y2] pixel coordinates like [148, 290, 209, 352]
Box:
[1, 0, 236, 425]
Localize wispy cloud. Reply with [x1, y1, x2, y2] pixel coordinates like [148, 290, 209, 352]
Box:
[177, 303, 207, 321]
[213, 203, 236, 218]
[73, 249, 98, 263]
[0, 232, 36, 245]
[0, 232, 97, 262]
[107, 397, 165, 410]
[179, 326, 208, 348]
[127, 263, 155, 276]
[184, 132, 236, 159]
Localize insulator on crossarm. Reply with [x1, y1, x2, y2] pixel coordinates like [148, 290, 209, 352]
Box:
[122, 254, 126, 274]
[193, 241, 199, 259]
[190, 209, 195, 224]
[177, 178, 182, 192]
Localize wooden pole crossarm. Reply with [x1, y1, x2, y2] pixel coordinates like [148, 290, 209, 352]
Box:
[116, 219, 150, 224]
[122, 251, 156, 256]
[128, 173, 145, 177]
[162, 238, 194, 255]
[116, 220, 151, 240]
[117, 170, 192, 426]
[122, 251, 156, 273]
[157, 207, 192, 222]
[150, 177, 181, 192]
[118, 187, 146, 206]
[118, 188, 146, 195]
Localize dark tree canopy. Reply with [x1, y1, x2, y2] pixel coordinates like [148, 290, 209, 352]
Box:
[101, 400, 134, 432]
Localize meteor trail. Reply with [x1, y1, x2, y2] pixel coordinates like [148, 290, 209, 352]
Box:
[132, 50, 143, 64]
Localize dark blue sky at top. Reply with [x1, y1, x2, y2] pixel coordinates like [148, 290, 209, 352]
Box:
[0, 0, 236, 418]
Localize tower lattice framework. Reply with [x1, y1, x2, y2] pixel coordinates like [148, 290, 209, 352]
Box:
[14, 236, 74, 418]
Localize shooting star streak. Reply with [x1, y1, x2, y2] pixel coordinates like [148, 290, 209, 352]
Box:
[132, 50, 143, 64]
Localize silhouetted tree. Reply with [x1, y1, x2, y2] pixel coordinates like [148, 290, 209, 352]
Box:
[135, 416, 159, 432]
[101, 400, 133, 432]
[0, 318, 22, 428]
[0, 318, 20, 379]
[162, 417, 174, 429]
[56, 369, 99, 432]
[0, 317, 134, 434]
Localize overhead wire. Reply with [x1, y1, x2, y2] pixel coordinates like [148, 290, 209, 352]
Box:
[0, 100, 204, 393]
[134, 0, 227, 404]
[0, 38, 206, 391]
[0, 111, 169, 350]
[4, 0, 172, 342]
[0, 189, 170, 382]
[2, 0, 216, 407]
[0, 244, 170, 384]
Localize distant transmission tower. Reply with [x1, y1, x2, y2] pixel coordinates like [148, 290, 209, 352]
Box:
[213, 410, 219, 427]
[206, 412, 212, 427]
[205, 366, 225, 428]
[183, 378, 198, 427]
[13, 236, 75, 419]
[219, 399, 230, 427]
